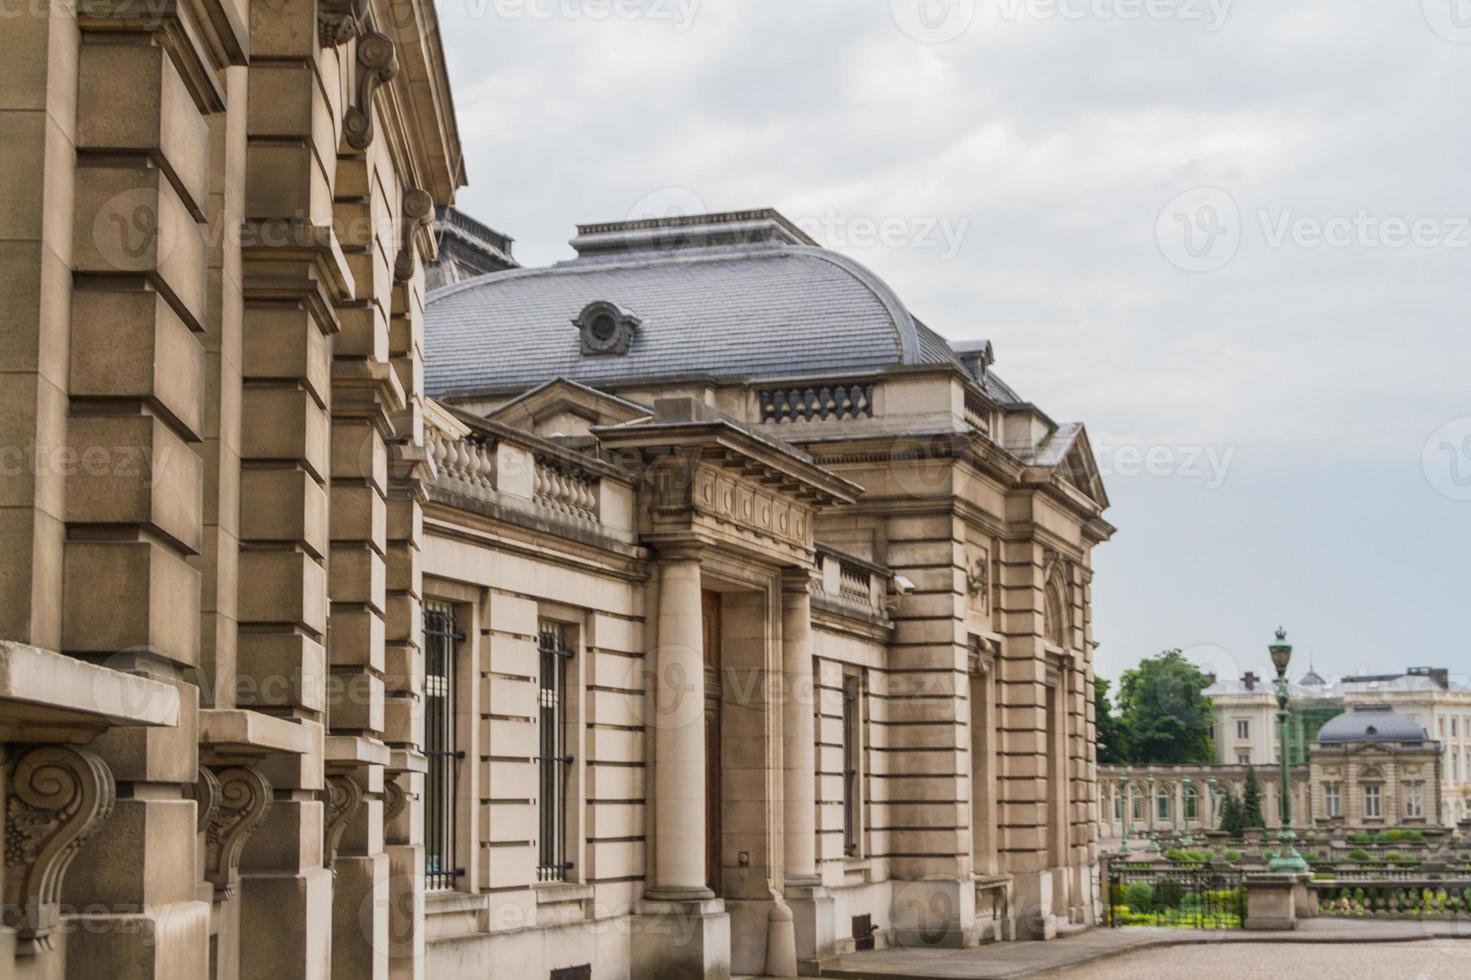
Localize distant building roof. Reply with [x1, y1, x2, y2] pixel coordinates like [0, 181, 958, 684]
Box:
[1317, 704, 1429, 744]
[423, 208, 1023, 400]
[426, 206, 517, 293]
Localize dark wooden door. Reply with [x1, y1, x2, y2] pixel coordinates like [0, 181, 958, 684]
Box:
[702, 591, 721, 896]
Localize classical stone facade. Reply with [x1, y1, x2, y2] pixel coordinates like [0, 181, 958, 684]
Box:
[0, 15, 1114, 974]
[1101, 705, 1444, 841]
[1207, 667, 1471, 826]
[413, 208, 1116, 976]
[1, 0, 461, 977]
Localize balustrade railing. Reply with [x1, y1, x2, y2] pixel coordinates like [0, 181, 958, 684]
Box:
[427, 430, 497, 502]
[759, 382, 874, 424]
[1313, 880, 1471, 918]
[534, 456, 599, 524]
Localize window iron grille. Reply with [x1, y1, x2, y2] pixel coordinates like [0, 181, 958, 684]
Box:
[424, 602, 465, 891]
[538, 621, 575, 883]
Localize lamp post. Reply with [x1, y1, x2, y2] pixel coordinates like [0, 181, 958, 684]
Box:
[1180, 775, 1195, 846]
[1268, 627, 1309, 873]
[1146, 772, 1160, 852]
[1117, 775, 1131, 856]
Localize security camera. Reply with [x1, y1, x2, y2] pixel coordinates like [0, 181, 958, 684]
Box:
[893, 576, 916, 595]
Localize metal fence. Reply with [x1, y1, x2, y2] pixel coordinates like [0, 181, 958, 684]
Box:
[1106, 862, 1246, 929]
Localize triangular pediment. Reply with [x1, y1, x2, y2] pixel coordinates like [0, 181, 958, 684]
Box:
[486, 378, 651, 439]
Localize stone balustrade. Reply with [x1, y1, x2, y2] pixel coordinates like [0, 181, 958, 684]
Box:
[534, 454, 599, 524]
[812, 545, 893, 621]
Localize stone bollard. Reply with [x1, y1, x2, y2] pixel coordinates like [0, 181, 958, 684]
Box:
[1243, 873, 1310, 930]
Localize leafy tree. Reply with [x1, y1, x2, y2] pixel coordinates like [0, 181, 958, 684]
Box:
[1094, 677, 1130, 764]
[1220, 790, 1243, 836]
[1115, 650, 1215, 764]
[1242, 766, 1266, 829]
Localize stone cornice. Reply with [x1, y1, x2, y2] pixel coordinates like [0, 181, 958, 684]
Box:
[0, 642, 181, 742]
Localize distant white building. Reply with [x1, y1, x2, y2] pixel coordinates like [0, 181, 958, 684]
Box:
[1206, 666, 1471, 827]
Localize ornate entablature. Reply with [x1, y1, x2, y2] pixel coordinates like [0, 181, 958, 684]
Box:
[593, 398, 860, 569]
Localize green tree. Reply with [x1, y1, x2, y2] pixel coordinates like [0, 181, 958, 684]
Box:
[1094, 677, 1130, 764]
[1116, 650, 1215, 764]
[1242, 766, 1266, 829]
[1220, 790, 1243, 836]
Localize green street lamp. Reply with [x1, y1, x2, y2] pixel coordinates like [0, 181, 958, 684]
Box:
[1180, 775, 1195, 846]
[1145, 772, 1161, 852]
[1267, 627, 1309, 873]
[1117, 775, 1131, 856]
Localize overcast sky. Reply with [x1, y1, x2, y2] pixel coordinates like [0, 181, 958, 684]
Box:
[436, 0, 1471, 686]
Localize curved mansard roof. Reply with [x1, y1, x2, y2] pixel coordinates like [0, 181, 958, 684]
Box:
[424, 209, 1000, 398]
[1317, 704, 1427, 744]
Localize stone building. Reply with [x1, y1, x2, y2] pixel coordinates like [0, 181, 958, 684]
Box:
[423, 206, 517, 292]
[1206, 666, 1470, 825]
[415, 208, 1116, 976]
[0, 9, 1115, 977]
[1099, 704, 1443, 841]
[1, 0, 462, 977]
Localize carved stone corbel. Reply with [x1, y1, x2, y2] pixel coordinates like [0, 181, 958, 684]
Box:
[324, 773, 364, 868]
[319, 0, 366, 47]
[187, 766, 222, 833]
[204, 767, 272, 898]
[383, 778, 408, 825]
[2, 746, 116, 954]
[392, 187, 435, 283]
[343, 31, 398, 150]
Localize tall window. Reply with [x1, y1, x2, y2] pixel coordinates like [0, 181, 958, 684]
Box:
[424, 601, 463, 891]
[1131, 791, 1143, 821]
[1364, 784, 1382, 819]
[1156, 789, 1170, 821]
[1325, 783, 1342, 818]
[1406, 784, 1424, 818]
[1236, 720, 1250, 740]
[537, 621, 574, 882]
[841, 674, 862, 857]
[1237, 753, 1250, 765]
[1184, 787, 1198, 820]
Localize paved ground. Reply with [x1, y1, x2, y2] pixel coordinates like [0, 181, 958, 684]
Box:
[818, 920, 1471, 979]
[1036, 941, 1471, 979]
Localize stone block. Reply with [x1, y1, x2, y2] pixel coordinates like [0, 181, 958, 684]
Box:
[237, 633, 326, 713]
[76, 41, 209, 218]
[71, 288, 205, 438]
[335, 303, 388, 360]
[329, 546, 386, 612]
[65, 797, 200, 907]
[241, 385, 329, 479]
[327, 670, 384, 734]
[330, 483, 386, 545]
[332, 418, 388, 492]
[238, 866, 334, 980]
[237, 548, 327, 635]
[66, 414, 203, 553]
[328, 607, 386, 670]
[240, 467, 328, 557]
[242, 304, 332, 402]
[62, 539, 200, 666]
[73, 163, 207, 330]
[65, 900, 211, 980]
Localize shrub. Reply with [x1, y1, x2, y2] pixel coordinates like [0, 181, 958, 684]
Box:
[1385, 852, 1407, 863]
[1349, 848, 1371, 862]
[1155, 879, 1186, 910]
[1224, 849, 1242, 862]
[1122, 882, 1153, 912]
[1166, 848, 1213, 864]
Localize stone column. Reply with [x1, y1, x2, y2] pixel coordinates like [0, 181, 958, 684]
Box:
[633, 544, 730, 980]
[780, 569, 831, 970]
[649, 545, 710, 898]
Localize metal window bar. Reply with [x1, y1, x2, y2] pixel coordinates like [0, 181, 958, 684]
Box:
[538, 621, 575, 883]
[423, 602, 465, 891]
[842, 675, 860, 857]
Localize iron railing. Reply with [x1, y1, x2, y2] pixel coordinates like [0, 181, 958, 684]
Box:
[424, 601, 465, 891]
[537, 621, 575, 883]
[1107, 863, 1245, 929]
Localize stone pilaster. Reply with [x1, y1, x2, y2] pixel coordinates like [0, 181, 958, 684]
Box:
[780, 569, 831, 968]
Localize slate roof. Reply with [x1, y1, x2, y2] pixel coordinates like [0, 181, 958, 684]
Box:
[424, 209, 1025, 402]
[1317, 704, 1428, 744]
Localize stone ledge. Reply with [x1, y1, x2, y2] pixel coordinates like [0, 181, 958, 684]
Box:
[0, 641, 180, 742]
[198, 707, 315, 762]
[325, 733, 391, 768]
